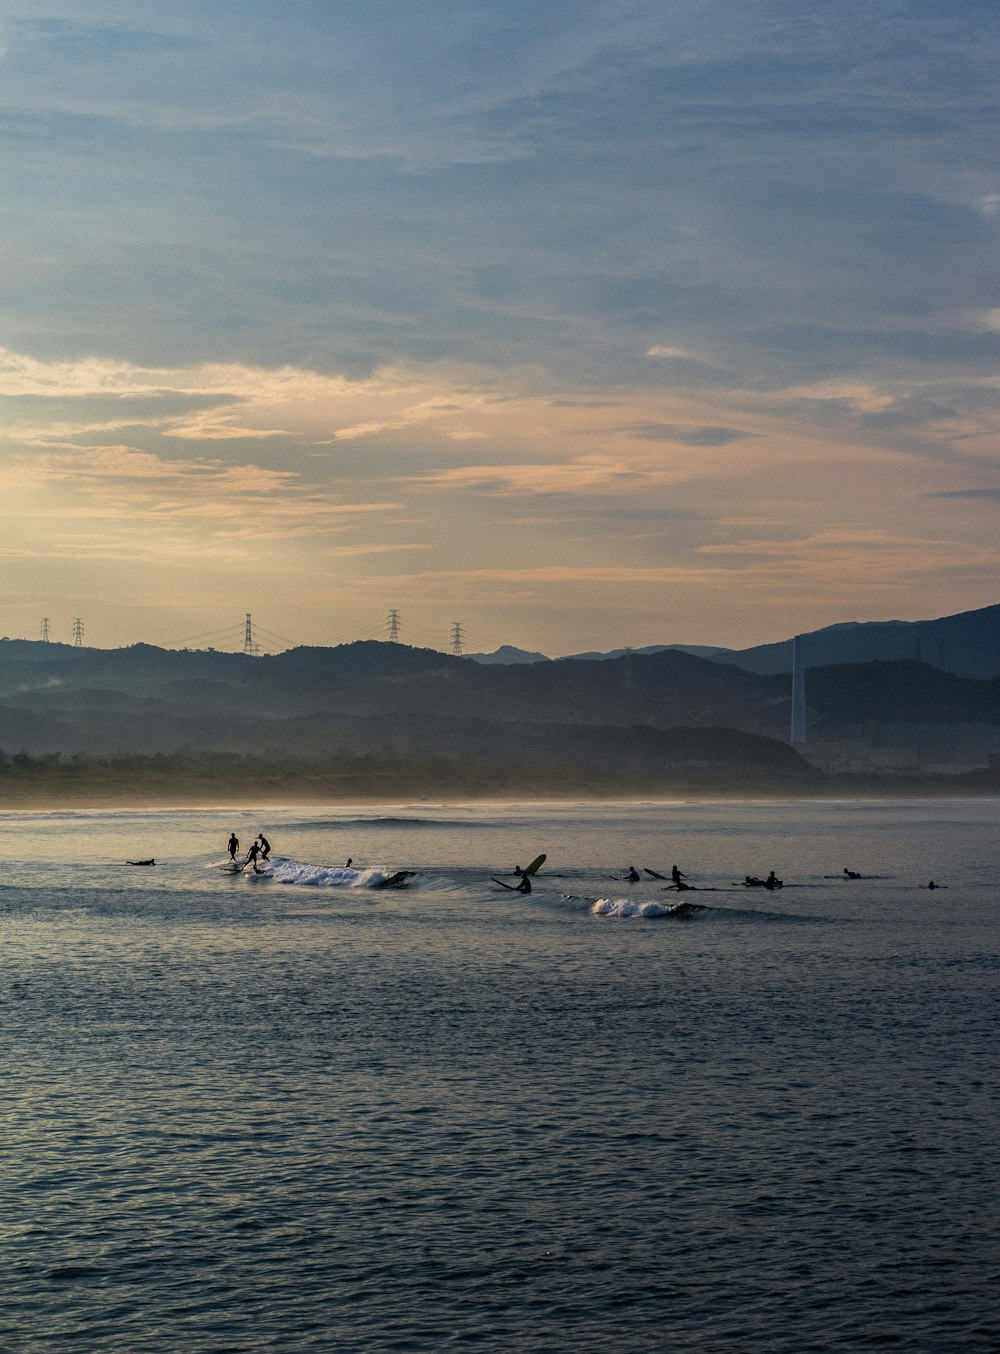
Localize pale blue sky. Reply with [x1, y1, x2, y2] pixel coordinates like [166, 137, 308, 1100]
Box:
[0, 1, 997, 653]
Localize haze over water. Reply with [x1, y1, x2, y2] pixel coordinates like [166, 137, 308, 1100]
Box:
[2, 798, 997, 1351]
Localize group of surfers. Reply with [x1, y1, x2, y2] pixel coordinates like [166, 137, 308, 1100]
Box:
[228, 831, 271, 871]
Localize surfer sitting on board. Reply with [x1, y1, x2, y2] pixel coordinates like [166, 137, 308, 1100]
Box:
[765, 870, 781, 890]
[671, 864, 686, 885]
[625, 866, 640, 881]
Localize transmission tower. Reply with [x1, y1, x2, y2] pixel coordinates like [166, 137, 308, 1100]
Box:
[41, 618, 50, 642]
[451, 622, 464, 657]
[387, 609, 401, 643]
[243, 613, 260, 656]
[73, 618, 84, 647]
[790, 635, 807, 745]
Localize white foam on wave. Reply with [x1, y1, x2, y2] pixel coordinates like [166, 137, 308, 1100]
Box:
[593, 896, 673, 919]
[256, 858, 401, 889]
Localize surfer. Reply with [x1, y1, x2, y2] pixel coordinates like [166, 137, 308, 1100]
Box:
[745, 875, 764, 887]
[843, 867, 862, 879]
[765, 870, 781, 890]
[245, 840, 261, 870]
[625, 866, 640, 882]
[227, 832, 239, 861]
[513, 865, 523, 876]
[671, 864, 686, 885]
[258, 833, 271, 861]
[515, 874, 532, 893]
[345, 857, 352, 868]
[927, 880, 939, 889]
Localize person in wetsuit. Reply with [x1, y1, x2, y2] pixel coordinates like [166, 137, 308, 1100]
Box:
[228, 833, 239, 861]
[258, 833, 271, 861]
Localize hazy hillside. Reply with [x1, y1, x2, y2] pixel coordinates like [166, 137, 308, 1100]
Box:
[1, 640, 997, 793]
[468, 601, 1000, 679]
[713, 602, 1000, 679]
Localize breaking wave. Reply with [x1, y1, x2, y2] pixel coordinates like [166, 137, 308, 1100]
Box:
[256, 858, 408, 888]
[593, 897, 683, 919]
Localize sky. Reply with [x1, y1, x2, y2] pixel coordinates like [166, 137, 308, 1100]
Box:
[0, 0, 998, 656]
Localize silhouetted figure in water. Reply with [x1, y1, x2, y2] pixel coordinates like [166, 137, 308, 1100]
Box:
[625, 866, 640, 881]
[765, 870, 781, 890]
[513, 865, 523, 876]
[844, 867, 862, 879]
[228, 833, 239, 861]
[928, 880, 939, 890]
[345, 858, 353, 868]
[671, 864, 686, 885]
[258, 833, 270, 861]
[245, 840, 261, 870]
[515, 874, 532, 893]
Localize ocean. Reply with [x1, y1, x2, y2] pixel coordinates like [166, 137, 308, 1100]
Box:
[1, 798, 997, 1352]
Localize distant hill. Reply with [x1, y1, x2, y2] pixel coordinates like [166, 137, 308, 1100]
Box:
[0, 639, 998, 790]
[468, 601, 1000, 678]
[564, 644, 730, 662]
[0, 639, 824, 795]
[711, 602, 1000, 679]
[465, 645, 549, 665]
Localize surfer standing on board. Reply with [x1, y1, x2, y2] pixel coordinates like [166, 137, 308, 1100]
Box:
[258, 833, 271, 861]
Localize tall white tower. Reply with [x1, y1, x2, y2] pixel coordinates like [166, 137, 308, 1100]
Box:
[790, 635, 807, 745]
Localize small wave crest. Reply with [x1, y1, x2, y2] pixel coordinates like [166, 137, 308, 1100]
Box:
[260, 859, 405, 889]
[593, 897, 676, 919]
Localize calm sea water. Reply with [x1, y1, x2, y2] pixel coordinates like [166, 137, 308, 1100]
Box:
[1, 798, 997, 1352]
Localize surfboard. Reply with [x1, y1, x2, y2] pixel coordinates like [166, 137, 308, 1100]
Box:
[643, 867, 667, 879]
[492, 877, 531, 891]
[523, 854, 546, 876]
